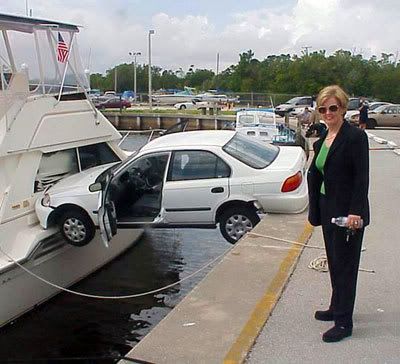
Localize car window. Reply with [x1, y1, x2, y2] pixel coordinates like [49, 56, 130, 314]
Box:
[387, 106, 397, 114]
[168, 150, 231, 181]
[223, 132, 279, 169]
[347, 99, 360, 110]
[297, 98, 310, 105]
[78, 142, 121, 170]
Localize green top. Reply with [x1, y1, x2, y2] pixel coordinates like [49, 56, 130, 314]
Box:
[315, 142, 330, 195]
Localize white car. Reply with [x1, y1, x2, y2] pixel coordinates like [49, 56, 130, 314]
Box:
[275, 96, 313, 116]
[35, 163, 120, 246]
[98, 130, 308, 244]
[37, 131, 308, 245]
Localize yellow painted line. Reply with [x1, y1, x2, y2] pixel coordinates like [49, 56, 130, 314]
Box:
[223, 222, 314, 364]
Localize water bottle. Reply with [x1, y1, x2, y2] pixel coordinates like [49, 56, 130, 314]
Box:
[331, 216, 363, 228]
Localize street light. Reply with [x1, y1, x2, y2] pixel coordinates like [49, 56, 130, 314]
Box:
[129, 51, 141, 103]
[148, 29, 155, 110]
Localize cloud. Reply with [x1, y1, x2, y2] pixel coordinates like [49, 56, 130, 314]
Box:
[1, 0, 400, 74]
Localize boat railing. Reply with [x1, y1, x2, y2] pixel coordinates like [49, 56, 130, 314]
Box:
[117, 129, 166, 153]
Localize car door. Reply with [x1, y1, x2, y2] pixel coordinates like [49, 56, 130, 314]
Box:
[98, 151, 171, 243]
[388, 106, 400, 127]
[378, 106, 397, 126]
[161, 150, 231, 225]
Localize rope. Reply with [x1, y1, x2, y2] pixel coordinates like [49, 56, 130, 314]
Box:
[248, 232, 375, 274]
[0, 242, 236, 300]
[0, 228, 375, 301]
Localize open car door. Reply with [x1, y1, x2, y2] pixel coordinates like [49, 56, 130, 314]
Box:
[98, 152, 171, 245]
[98, 174, 117, 247]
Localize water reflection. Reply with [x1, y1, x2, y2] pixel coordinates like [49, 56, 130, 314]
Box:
[0, 228, 229, 363]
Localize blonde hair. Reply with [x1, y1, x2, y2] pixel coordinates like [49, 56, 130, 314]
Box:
[316, 85, 349, 112]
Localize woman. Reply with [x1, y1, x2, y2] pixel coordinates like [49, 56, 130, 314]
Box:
[307, 85, 370, 342]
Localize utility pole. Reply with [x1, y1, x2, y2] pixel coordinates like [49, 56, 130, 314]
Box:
[216, 52, 220, 76]
[114, 67, 118, 92]
[302, 46, 312, 56]
[148, 29, 155, 110]
[129, 51, 141, 102]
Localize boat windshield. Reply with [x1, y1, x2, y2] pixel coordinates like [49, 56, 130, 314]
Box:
[222, 133, 279, 169]
[0, 14, 88, 96]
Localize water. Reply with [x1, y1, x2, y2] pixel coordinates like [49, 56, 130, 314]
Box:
[0, 228, 231, 363]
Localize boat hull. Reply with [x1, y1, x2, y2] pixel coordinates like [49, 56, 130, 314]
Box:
[0, 229, 142, 328]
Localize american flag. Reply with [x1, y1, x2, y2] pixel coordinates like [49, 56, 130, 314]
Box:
[57, 32, 69, 63]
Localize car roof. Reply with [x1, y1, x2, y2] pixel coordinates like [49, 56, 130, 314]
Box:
[141, 130, 236, 151]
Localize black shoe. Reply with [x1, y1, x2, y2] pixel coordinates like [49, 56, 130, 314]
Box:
[314, 310, 334, 321]
[322, 325, 352, 342]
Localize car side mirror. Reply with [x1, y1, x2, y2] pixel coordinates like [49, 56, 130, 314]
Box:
[381, 110, 386, 114]
[89, 182, 102, 192]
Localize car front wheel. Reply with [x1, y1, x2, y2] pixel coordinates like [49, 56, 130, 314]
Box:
[179, 105, 186, 110]
[58, 209, 96, 247]
[219, 207, 260, 244]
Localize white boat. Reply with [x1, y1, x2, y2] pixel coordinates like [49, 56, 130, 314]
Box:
[0, 13, 142, 327]
[235, 109, 295, 145]
[152, 87, 196, 105]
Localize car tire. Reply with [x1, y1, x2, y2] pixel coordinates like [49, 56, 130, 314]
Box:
[366, 118, 376, 129]
[179, 105, 186, 110]
[58, 209, 96, 247]
[219, 206, 260, 244]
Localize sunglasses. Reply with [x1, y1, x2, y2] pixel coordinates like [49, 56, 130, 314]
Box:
[318, 104, 339, 114]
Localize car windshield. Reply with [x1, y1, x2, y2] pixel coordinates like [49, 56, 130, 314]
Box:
[373, 105, 389, 113]
[94, 162, 122, 185]
[222, 133, 279, 169]
[370, 103, 387, 111]
[286, 97, 301, 105]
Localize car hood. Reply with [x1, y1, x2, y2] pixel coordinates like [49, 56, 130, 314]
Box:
[47, 163, 116, 194]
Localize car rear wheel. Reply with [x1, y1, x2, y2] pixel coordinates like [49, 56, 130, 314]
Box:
[58, 209, 95, 247]
[219, 207, 260, 244]
[366, 118, 377, 129]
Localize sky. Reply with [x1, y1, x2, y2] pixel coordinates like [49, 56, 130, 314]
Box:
[1, 0, 399, 75]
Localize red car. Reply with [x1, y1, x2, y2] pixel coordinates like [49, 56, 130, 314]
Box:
[96, 97, 131, 110]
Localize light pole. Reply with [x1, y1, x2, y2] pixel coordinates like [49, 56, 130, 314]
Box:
[148, 29, 155, 110]
[129, 51, 141, 103]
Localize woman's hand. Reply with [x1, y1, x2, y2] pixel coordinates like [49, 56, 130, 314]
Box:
[347, 214, 362, 230]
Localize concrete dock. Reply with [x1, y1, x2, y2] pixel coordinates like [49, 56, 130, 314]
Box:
[121, 129, 400, 363]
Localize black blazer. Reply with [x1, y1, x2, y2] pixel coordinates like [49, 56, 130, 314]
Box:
[307, 121, 370, 227]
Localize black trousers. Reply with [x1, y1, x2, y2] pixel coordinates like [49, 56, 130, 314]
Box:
[320, 195, 364, 327]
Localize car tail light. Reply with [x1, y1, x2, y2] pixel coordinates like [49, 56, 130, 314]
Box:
[281, 171, 302, 192]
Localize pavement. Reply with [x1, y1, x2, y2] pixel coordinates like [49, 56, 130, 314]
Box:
[247, 131, 400, 363]
[121, 130, 400, 364]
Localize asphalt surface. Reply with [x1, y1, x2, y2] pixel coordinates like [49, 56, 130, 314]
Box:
[247, 128, 400, 363]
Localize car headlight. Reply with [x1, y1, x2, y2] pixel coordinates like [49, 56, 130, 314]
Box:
[41, 193, 51, 207]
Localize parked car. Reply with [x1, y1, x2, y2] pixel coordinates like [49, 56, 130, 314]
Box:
[36, 131, 308, 246]
[365, 104, 400, 128]
[275, 96, 313, 117]
[96, 97, 131, 110]
[345, 101, 392, 125]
